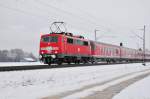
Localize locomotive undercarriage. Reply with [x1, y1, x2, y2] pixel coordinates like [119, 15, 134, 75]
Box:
[90, 57, 146, 64]
[40, 54, 149, 66]
[40, 54, 92, 65]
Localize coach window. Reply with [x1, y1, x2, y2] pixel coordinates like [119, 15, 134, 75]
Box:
[116, 49, 119, 54]
[113, 49, 115, 55]
[103, 48, 105, 54]
[83, 41, 88, 46]
[67, 38, 73, 44]
[101, 48, 103, 53]
[105, 48, 107, 55]
[107, 48, 109, 54]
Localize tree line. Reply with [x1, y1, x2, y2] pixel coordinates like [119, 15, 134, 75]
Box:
[0, 49, 38, 62]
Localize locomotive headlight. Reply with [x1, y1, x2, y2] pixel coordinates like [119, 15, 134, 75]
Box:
[54, 51, 58, 54]
[39, 55, 42, 59]
[41, 51, 44, 54]
[51, 55, 56, 58]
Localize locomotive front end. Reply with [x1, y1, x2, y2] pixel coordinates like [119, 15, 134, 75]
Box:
[39, 34, 62, 65]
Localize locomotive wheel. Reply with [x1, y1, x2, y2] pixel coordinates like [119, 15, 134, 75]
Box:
[74, 60, 78, 64]
[67, 61, 71, 64]
[75, 60, 80, 64]
[91, 61, 94, 64]
[83, 60, 87, 64]
[57, 60, 62, 65]
[77, 60, 80, 64]
[48, 63, 51, 66]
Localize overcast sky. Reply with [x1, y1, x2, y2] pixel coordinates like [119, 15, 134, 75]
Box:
[0, 0, 150, 56]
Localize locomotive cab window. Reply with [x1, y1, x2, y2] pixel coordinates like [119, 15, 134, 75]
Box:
[51, 36, 58, 42]
[42, 37, 49, 42]
[42, 36, 58, 42]
[67, 38, 73, 44]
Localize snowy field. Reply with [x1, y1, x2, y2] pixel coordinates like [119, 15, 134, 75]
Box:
[0, 63, 150, 99]
[113, 73, 150, 99]
[0, 62, 44, 67]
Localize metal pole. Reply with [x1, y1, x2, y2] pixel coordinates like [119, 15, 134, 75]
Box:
[95, 29, 96, 41]
[95, 29, 99, 42]
[143, 25, 146, 65]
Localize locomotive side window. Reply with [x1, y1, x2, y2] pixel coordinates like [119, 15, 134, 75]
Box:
[83, 41, 88, 46]
[77, 40, 83, 45]
[67, 38, 73, 44]
[42, 36, 58, 42]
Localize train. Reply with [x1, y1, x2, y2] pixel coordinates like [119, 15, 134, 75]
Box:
[39, 32, 150, 65]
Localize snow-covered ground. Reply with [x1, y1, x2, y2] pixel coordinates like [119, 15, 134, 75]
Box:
[113, 73, 150, 99]
[0, 62, 44, 67]
[0, 63, 150, 99]
[62, 70, 150, 99]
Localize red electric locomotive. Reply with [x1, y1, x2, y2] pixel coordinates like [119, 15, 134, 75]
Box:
[39, 32, 91, 65]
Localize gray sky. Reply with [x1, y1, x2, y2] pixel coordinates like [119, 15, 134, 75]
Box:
[0, 0, 150, 56]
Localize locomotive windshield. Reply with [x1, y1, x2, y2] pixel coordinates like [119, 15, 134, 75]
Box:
[42, 36, 58, 42]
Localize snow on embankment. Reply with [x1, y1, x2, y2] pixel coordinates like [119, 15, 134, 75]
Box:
[0, 62, 44, 67]
[0, 63, 150, 99]
[113, 74, 150, 99]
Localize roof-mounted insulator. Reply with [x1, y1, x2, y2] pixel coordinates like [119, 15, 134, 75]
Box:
[65, 33, 73, 36]
[73, 35, 84, 39]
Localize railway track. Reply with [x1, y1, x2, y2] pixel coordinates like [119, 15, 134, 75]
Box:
[0, 62, 143, 72]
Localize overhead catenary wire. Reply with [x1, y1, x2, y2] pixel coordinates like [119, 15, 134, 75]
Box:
[35, 0, 115, 32]
[0, 0, 119, 35]
[0, 2, 91, 33]
[0, 3, 49, 22]
[0, 0, 149, 48]
[35, 0, 97, 25]
[34, 0, 101, 32]
[0, 1, 140, 40]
